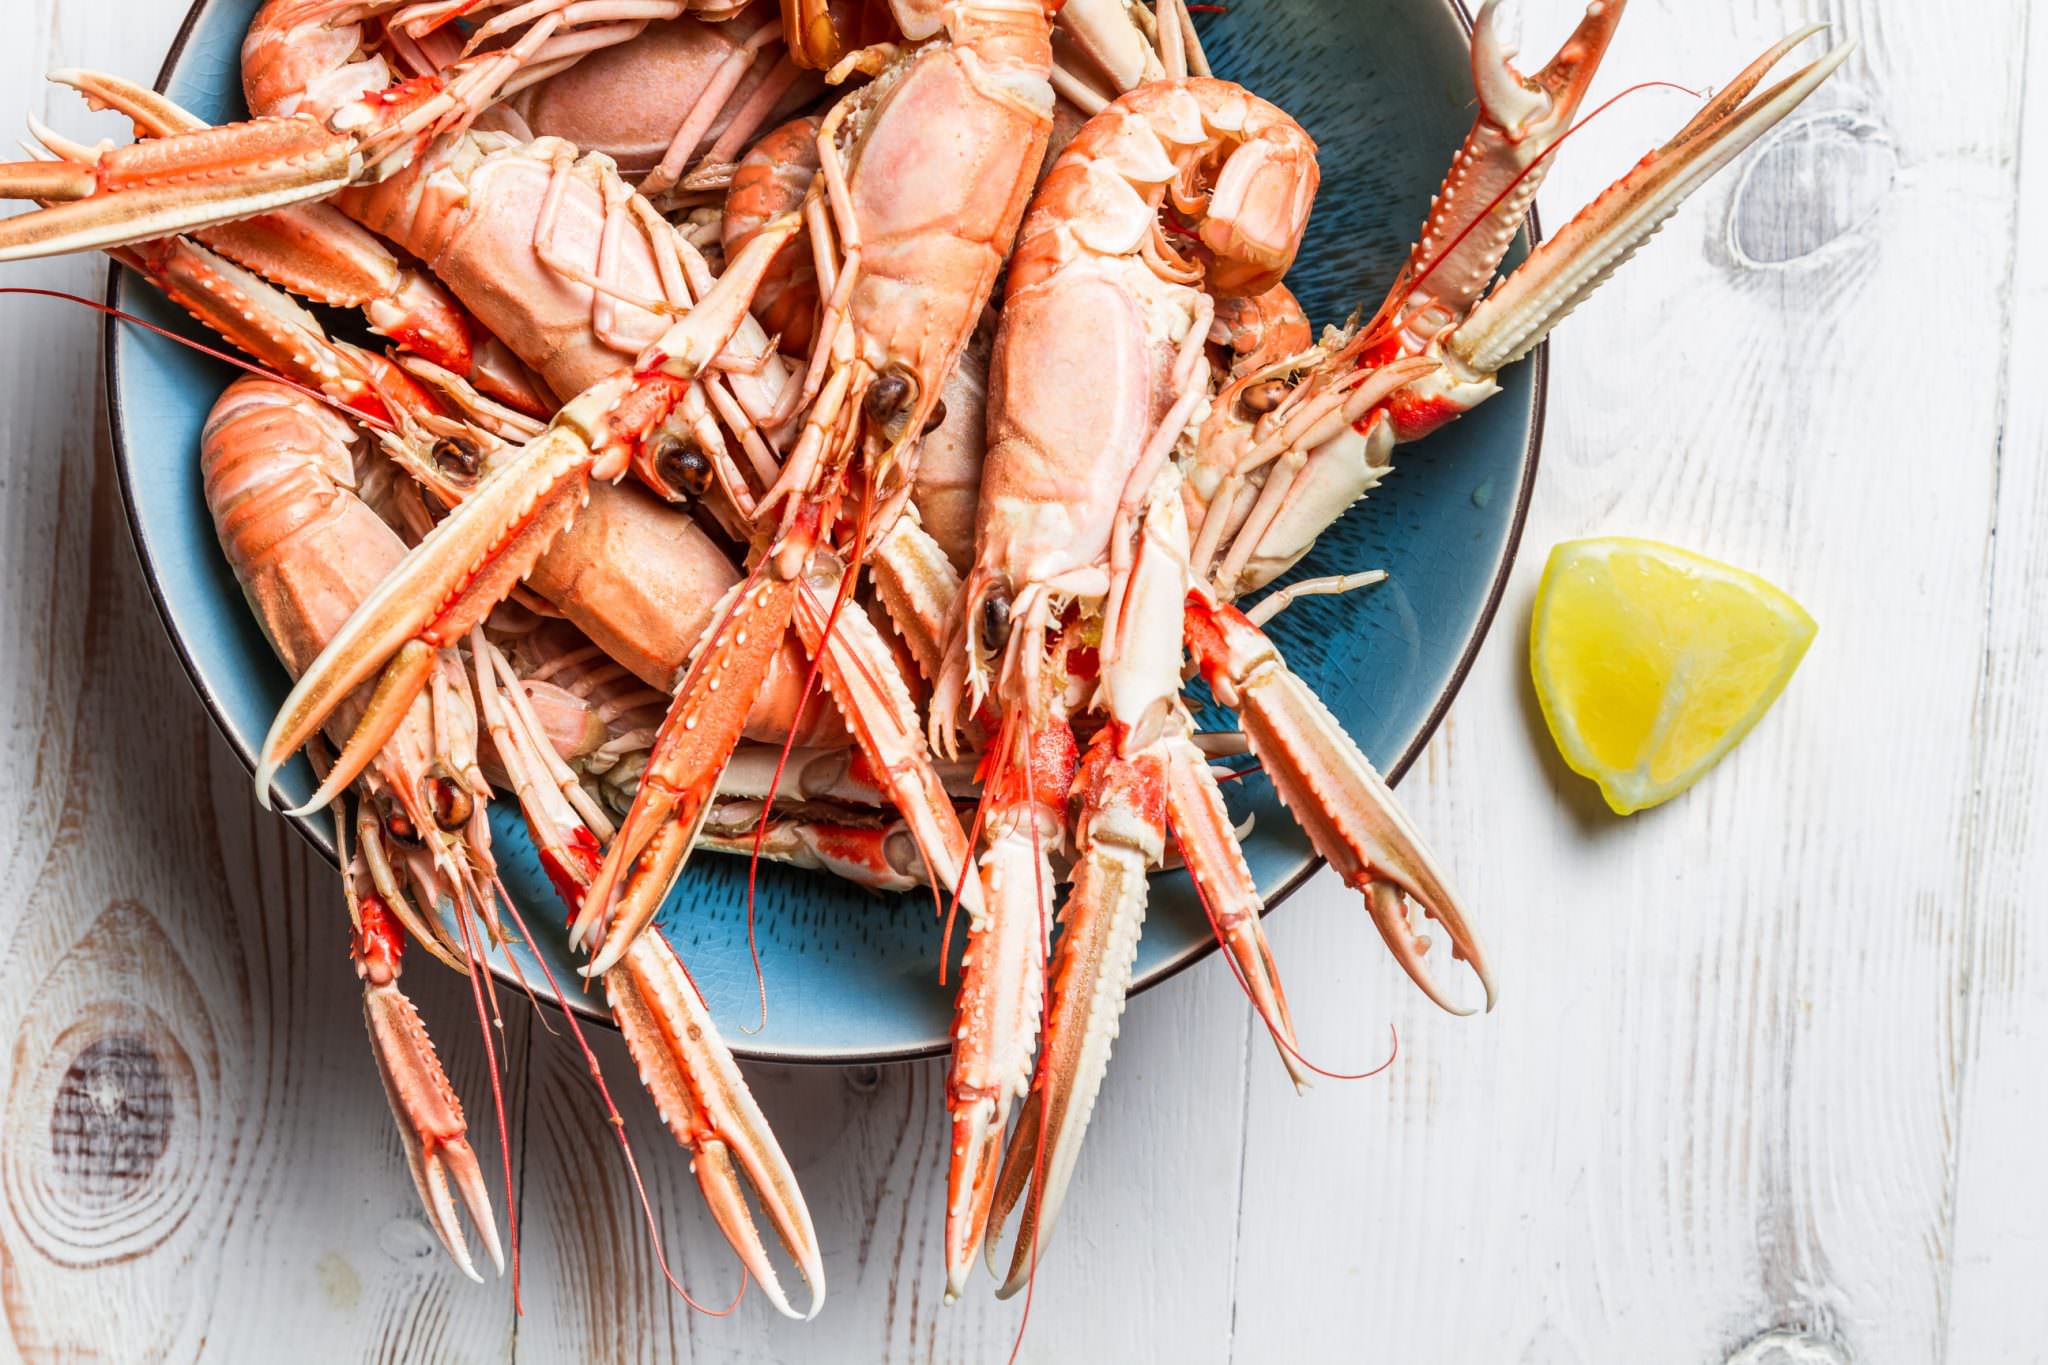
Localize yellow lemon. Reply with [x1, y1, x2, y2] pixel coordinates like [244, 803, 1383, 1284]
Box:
[1530, 537, 1815, 815]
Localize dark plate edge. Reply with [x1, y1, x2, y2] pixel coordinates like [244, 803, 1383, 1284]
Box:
[104, 0, 1546, 1065]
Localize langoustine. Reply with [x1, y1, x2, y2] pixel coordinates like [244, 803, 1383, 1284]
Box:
[930, 76, 1325, 1296]
[203, 374, 508, 1282]
[205, 373, 826, 1315]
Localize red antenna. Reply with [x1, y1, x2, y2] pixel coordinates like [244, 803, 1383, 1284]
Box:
[0, 286, 399, 432]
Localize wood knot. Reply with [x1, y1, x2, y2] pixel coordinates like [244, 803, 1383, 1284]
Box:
[3, 903, 214, 1270]
[1725, 1329, 1850, 1365]
[49, 1034, 173, 1202]
[1728, 108, 1894, 269]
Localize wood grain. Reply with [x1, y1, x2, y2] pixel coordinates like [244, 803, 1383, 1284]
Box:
[1942, 4, 2048, 1360]
[0, 0, 2040, 1362]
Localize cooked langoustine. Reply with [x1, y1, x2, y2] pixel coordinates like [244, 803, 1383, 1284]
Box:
[0, 0, 822, 260]
[14, 69, 962, 841]
[717, 0, 1183, 361]
[17, 70, 552, 420]
[48, 109, 843, 758]
[334, 126, 797, 507]
[928, 76, 1323, 1297]
[206, 373, 826, 1314]
[202, 375, 507, 1282]
[272, 102, 985, 960]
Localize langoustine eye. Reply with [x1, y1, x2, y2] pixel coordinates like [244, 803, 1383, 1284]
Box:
[424, 762, 473, 831]
[651, 435, 715, 500]
[431, 435, 481, 480]
[864, 368, 920, 439]
[981, 584, 1013, 654]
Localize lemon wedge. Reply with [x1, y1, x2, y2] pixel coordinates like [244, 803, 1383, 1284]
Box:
[1530, 537, 1816, 815]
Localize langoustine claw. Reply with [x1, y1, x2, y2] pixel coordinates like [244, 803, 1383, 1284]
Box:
[353, 893, 504, 1282]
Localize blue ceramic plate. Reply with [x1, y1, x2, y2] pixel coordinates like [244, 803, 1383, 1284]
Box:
[109, 0, 1542, 1061]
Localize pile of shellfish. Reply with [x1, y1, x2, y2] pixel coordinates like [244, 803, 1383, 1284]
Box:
[0, 0, 1846, 1316]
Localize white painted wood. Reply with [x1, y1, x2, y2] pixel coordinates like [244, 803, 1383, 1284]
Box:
[1942, 4, 2048, 1360]
[0, 1, 2039, 1362]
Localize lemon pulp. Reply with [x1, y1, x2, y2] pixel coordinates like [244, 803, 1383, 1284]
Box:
[1530, 537, 1816, 815]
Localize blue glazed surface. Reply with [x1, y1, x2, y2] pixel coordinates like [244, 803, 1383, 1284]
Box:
[109, 0, 1539, 1061]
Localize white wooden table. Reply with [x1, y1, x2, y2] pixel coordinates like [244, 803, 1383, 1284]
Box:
[0, 1, 2034, 1360]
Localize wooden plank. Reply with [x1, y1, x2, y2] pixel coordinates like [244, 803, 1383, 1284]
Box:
[1943, 6, 2048, 1359]
[1227, 2, 2027, 1361]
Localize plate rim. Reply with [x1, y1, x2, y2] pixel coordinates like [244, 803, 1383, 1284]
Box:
[104, 0, 1546, 1065]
